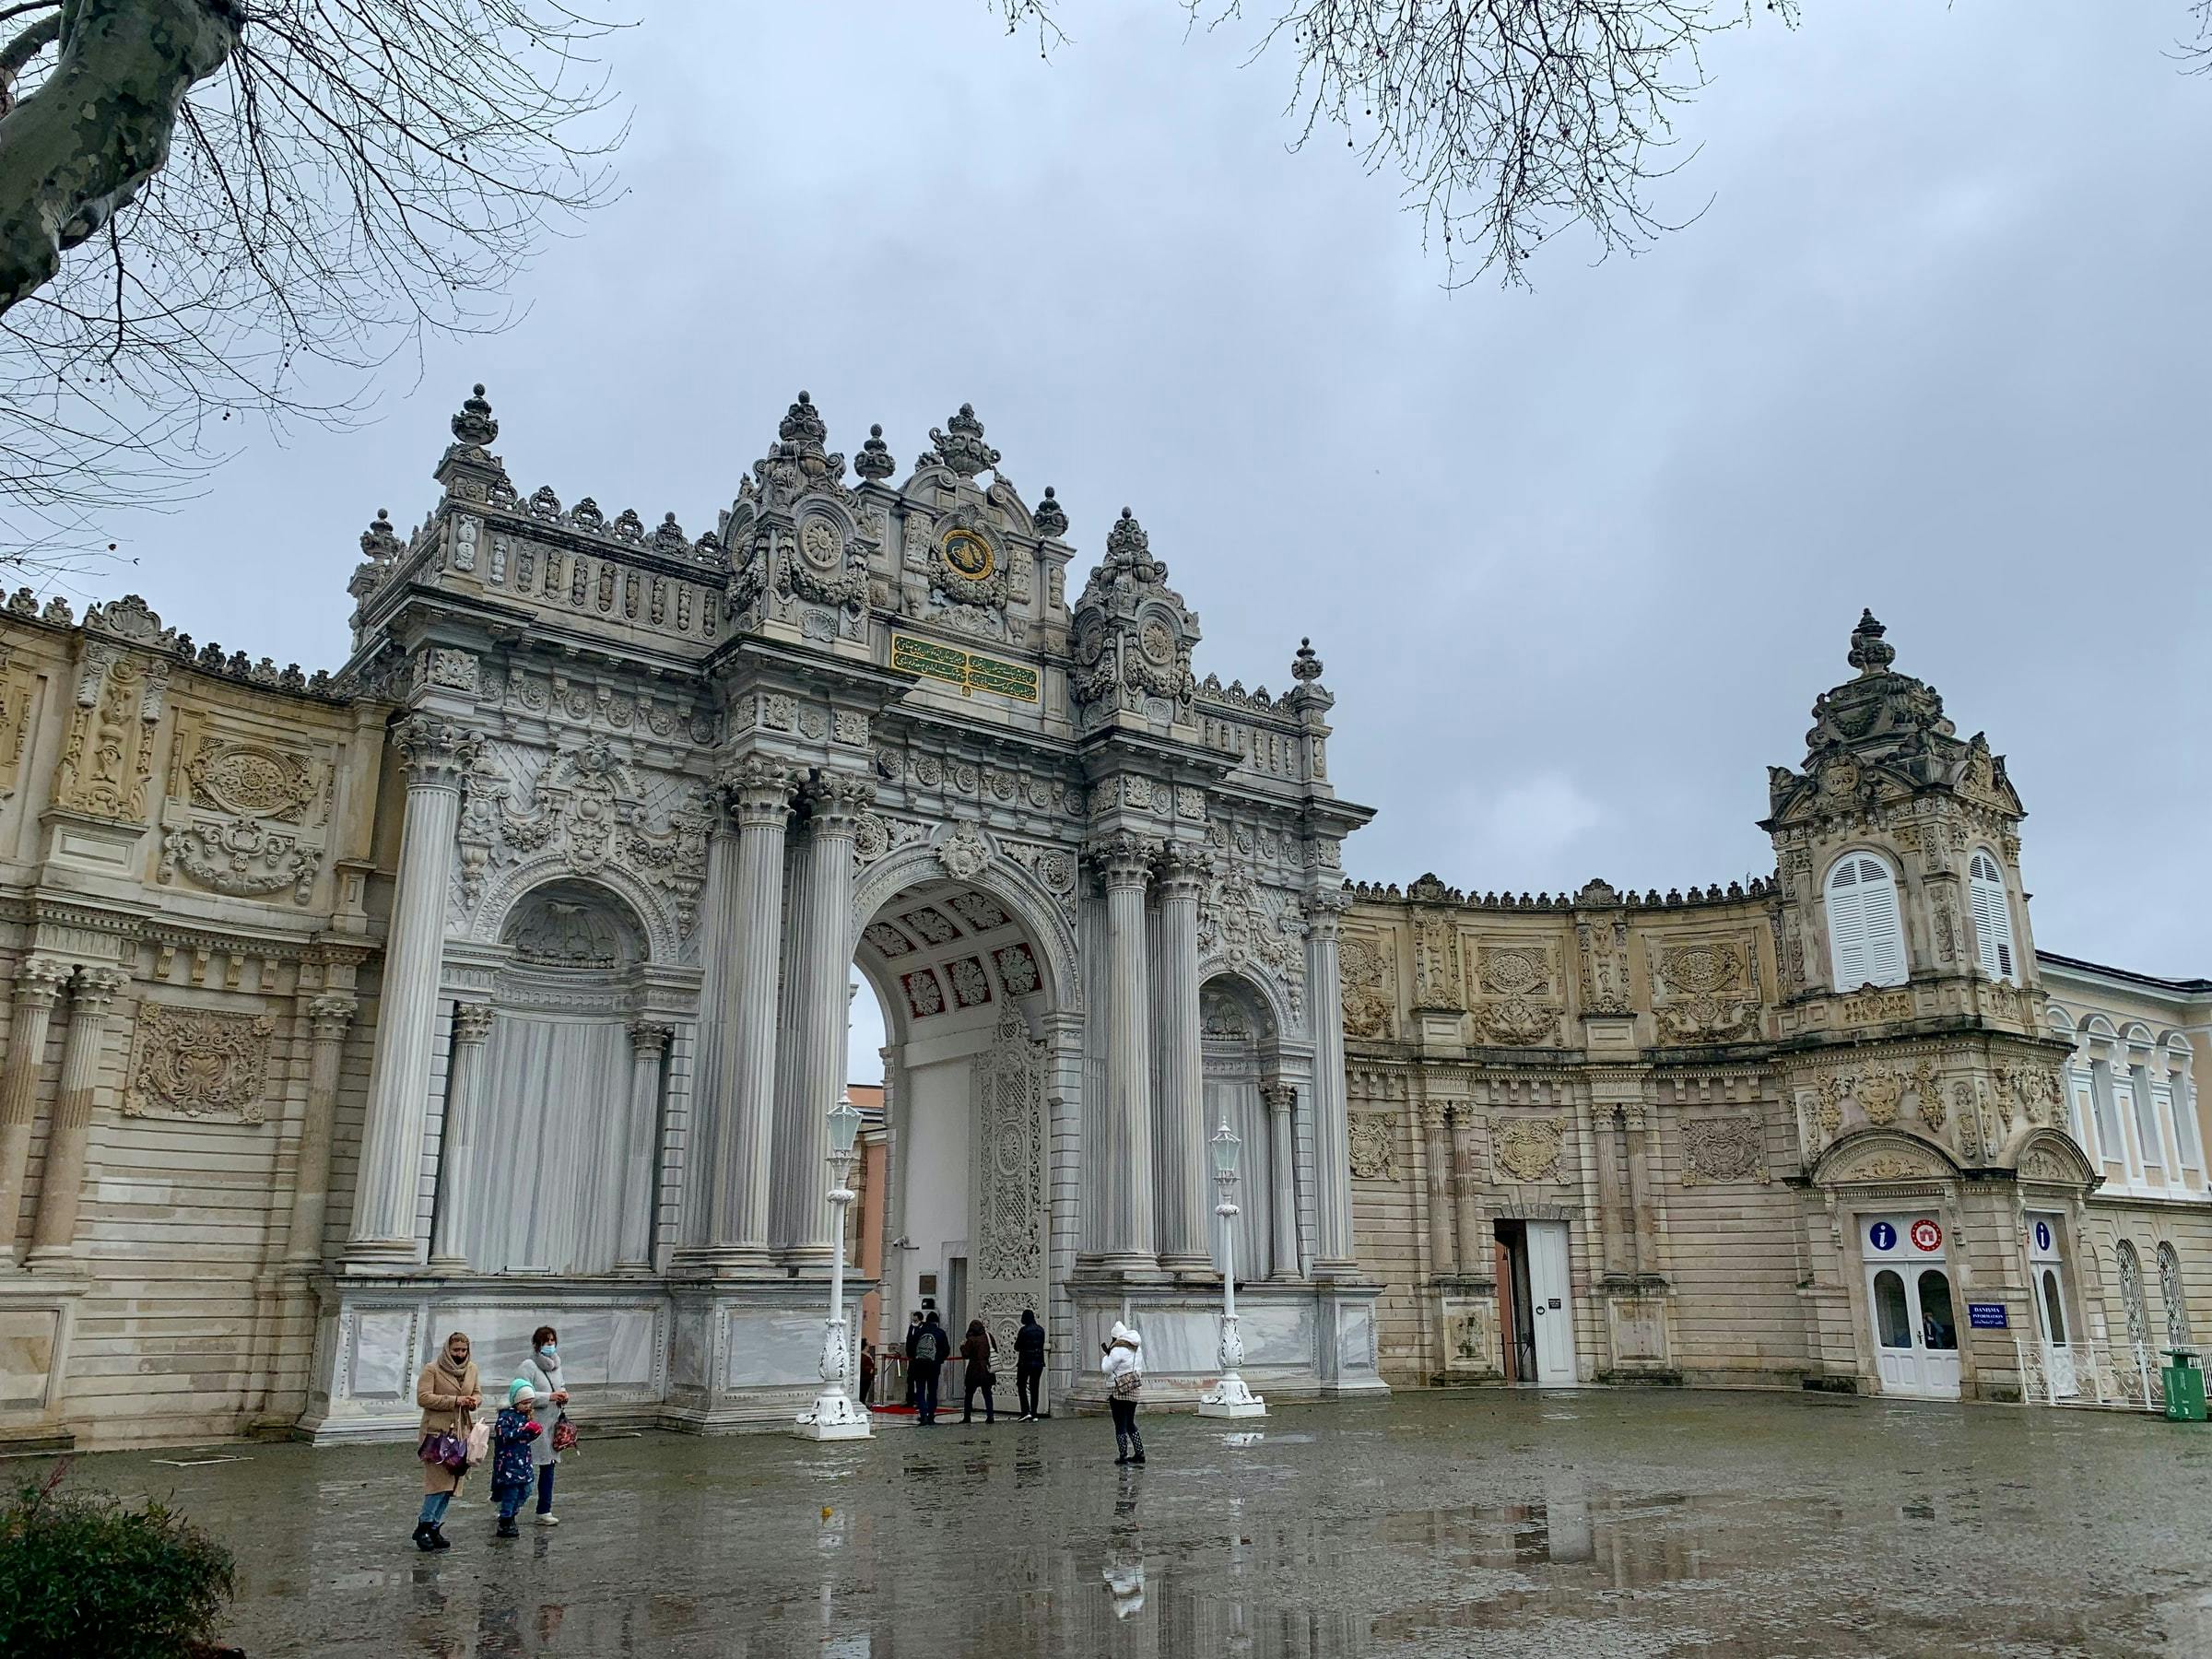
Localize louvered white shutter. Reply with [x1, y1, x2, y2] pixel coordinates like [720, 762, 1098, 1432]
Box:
[1968, 852, 2016, 982]
[1858, 858, 1908, 986]
[1826, 857, 1869, 989]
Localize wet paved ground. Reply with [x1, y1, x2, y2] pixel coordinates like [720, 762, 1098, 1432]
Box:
[41, 1389, 2212, 1657]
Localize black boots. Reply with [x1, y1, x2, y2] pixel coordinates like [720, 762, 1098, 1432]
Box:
[413, 1522, 435, 1552]
[429, 1525, 452, 1550]
[496, 1516, 519, 1538]
[1113, 1431, 1131, 1465]
[1128, 1428, 1146, 1465]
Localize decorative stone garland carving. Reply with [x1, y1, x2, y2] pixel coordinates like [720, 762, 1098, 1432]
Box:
[1347, 1113, 1398, 1181]
[1469, 946, 1558, 1046]
[1653, 940, 1759, 1043]
[1494, 1116, 1566, 1183]
[160, 816, 321, 905]
[1680, 1116, 1767, 1185]
[124, 1004, 275, 1123]
[1339, 930, 1396, 1041]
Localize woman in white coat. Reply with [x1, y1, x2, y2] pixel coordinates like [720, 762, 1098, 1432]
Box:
[522, 1324, 570, 1524]
[1100, 1321, 1145, 1465]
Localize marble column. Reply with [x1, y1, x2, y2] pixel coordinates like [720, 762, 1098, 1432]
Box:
[618, 1022, 672, 1270]
[1303, 893, 1356, 1271]
[1260, 1081, 1300, 1280]
[0, 957, 73, 1256]
[427, 1003, 494, 1270]
[27, 966, 130, 1270]
[348, 717, 475, 1265]
[1094, 832, 1159, 1274]
[717, 759, 794, 1264]
[1421, 1101, 1456, 1280]
[774, 771, 872, 1261]
[679, 791, 742, 1253]
[283, 994, 359, 1266]
[1451, 1107, 1486, 1276]
[1152, 844, 1210, 1274]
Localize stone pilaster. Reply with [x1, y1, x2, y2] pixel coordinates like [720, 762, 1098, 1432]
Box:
[1093, 831, 1160, 1275]
[619, 1022, 673, 1269]
[0, 958, 73, 1256]
[283, 994, 359, 1266]
[1624, 1102, 1657, 1277]
[774, 771, 872, 1261]
[715, 759, 794, 1264]
[1152, 843, 1210, 1273]
[1304, 891, 1357, 1272]
[1594, 1108, 1630, 1278]
[347, 716, 475, 1266]
[1450, 1106, 1486, 1275]
[1421, 1100, 1456, 1279]
[27, 966, 129, 1270]
[1261, 1081, 1300, 1280]
[427, 1002, 495, 1269]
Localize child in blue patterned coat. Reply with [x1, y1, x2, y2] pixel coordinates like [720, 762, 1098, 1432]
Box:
[489, 1379, 543, 1537]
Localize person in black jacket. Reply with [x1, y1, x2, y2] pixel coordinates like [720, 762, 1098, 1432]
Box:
[1014, 1308, 1046, 1420]
[901, 1311, 924, 1406]
[910, 1311, 950, 1425]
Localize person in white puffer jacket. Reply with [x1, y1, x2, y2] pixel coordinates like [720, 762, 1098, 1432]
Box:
[1100, 1322, 1146, 1465]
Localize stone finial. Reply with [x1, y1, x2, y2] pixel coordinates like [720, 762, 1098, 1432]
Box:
[1847, 608, 1895, 677]
[928, 402, 1001, 480]
[653, 512, 688, 550]
[1104, 506, 1159, 578]
[1032, 485, 1067, 538]
[854, 422, 897, 481]
[451, 383, 498, 448]
[1291, 637, 1323, 683]
[360, 509, 401, 559]
[780, 390, 828, 451]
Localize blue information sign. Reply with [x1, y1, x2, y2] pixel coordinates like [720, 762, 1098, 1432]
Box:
[1967, 1303, 2008, 1330]
[1869, 1221, 1898, 1252]
[2034, 1221, 2053, 1253]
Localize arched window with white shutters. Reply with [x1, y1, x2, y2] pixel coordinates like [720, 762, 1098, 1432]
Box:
[1824, 852, 1909, 991]
[1968, 849, 2018, 982]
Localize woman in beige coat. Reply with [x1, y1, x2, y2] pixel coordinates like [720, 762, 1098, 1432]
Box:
[413, 1330, 481, 1551]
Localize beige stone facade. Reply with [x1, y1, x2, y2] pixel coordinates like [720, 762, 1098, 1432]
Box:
[0, 392, 2200, 1451]
[1341, 614, 2209, 1404]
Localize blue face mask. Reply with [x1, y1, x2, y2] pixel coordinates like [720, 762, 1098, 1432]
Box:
[538, 1345, 558, 1363]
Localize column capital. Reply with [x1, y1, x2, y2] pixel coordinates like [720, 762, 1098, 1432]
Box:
[800, 770, 876, 836]
[1153, 841, 1213, 899]
[15, 957, 74, 1006]
[1258, 1080, 1297, 1115]
[1300, 887, 1351, 931]
[1086, 830, 1160, 890]
[306, 994, 359, 1038]
[451, 1002, 497, 1046]
[720, 756, 797, 827]
[627, 1020, 675, 1057]
[69, 966, 130, 1011]
[393, 714, 481, 790]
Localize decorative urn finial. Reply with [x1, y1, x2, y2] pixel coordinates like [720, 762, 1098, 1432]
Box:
[928, 403, 1001, 480]
[1847, 608, 1896, 677]
[1032, 485, 1068, 538]
[854, 422, 897, 481]
[360, 508, 401, 559]
[450, 384, 498, 448]
[1291, 637, 1323, 682]
[780, 390, 828, 451]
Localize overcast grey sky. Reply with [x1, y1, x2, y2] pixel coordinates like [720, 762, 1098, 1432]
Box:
[85, 3, 2210, 1078]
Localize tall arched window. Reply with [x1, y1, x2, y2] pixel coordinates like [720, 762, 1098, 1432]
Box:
[2117, 1241, 2147, 1348]
[1825, 853, 1908, 990]
[1968, 850, 2018, 982]
[2159, 1242, 2192, 1347]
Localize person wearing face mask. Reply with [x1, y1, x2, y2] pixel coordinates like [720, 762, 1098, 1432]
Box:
[414, 1330, 481, 1550]
[521, 1324, 570, 1524]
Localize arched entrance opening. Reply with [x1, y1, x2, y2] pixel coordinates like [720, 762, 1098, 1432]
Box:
[1199, 973, 1297, 1282]
[854, 875, 1056, 1407]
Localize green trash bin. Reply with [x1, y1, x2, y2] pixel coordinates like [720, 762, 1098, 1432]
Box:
[2164, 1348, 2206, 1421]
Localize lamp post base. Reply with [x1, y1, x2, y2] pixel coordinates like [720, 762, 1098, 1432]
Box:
[1197, 1372, 1267, 1418]
[794, 1390, 873, 1441]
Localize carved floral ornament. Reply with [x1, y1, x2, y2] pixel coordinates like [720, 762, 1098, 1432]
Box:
[1347, 1113, 1398, 1182]
[1338, 930, 1396, 1041]
[1680, 1116, 1767, 1186]
[125, 1004, 275, 1124]
[1469, 945, 1558, 1047]
[1494, 1116, 1567, 1183]
[1196, 865, 1307, 1019]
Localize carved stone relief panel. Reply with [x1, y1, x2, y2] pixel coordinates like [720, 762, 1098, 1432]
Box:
[1197, 865, 1307, 1021]
[0, 655, 32, 798]
[1575, 912, 1632, 1016]
[1679, 1116, 1768, 1186]
[1347, 1113, 1399, 1181]
[1468, 944, 1559, 1046]
[1339, 930, 1396, 1041]
[1651, 935, 1761, 1044]
[1411, 913, 1464, 1010]
[972, 1006, 1048, 1352]
[156, 707, 335, 907]
[1493, 1115, 1567, 1182]
[55, 644, 169, 822]
[124, 1003, 275, 1124]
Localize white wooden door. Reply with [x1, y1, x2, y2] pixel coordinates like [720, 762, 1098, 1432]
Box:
[1862, 1215, 1960, 1400]
[1527, 1220, 1577, 1385]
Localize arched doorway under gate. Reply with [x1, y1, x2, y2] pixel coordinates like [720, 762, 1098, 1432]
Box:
[853, 853, 1077, 1413]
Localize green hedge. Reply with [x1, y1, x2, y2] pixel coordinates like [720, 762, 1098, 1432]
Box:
[0, 1465, 237, 1659]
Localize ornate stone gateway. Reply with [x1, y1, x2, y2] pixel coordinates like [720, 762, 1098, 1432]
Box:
[286, 385, 1382, 1436]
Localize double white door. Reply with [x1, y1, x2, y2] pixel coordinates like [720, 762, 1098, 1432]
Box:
[1863, 1215, 1960, 1400]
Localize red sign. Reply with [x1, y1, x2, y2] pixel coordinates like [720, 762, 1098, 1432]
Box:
[1909, 1218, 1944, 1253]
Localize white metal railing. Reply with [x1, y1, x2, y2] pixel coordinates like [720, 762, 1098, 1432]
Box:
[2015, 1337, 2166, 1411]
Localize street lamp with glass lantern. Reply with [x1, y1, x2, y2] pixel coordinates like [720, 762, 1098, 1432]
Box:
[796, 1088, 872, 1440]
[1198, 1115, 1266, 1418]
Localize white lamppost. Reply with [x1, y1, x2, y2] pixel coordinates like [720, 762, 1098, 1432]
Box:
[797, 1088, 872, 1441]
[1198, 1115, 1266, 1418]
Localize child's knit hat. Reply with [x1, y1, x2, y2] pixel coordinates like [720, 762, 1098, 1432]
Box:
[509, 1378, 536, 1407]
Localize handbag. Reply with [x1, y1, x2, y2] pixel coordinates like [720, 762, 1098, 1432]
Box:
[551, 1414, 578, 1454]
[418, 1431, 468, 1470]
[1111, 1368, 1142, 1400]
[465, 1419, 490, 1466]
